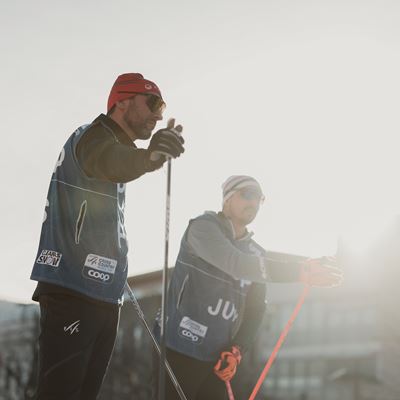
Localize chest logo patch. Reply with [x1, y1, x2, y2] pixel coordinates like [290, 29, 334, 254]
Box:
[178, 316, 208, 344]
[82, 254, 117, 284]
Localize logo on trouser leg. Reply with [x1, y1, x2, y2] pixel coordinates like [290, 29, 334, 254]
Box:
[64, 320, 80, 335]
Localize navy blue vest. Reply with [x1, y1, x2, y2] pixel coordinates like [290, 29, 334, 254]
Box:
[164, 212, 266, 361]
[31, 124, 129, 304]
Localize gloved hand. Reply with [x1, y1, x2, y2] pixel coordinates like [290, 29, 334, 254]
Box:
[146, 119, 184, 170]
[213, 346, 242, 382]
[300, 256, 343, 287]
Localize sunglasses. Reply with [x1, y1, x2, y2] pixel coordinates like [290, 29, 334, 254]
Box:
[125, 92, 166, 114]
[144, 94, 166, 114]
[239, 189, 265, 203]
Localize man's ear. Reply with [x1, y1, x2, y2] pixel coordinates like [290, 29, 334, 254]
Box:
[115, 98, 131, 111]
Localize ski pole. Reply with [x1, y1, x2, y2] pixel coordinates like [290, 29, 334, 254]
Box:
[248, 284, 310, 400]
[159, 117, 182, 400]
[124, 283, 188, 400]
[159, 155, 172, 400]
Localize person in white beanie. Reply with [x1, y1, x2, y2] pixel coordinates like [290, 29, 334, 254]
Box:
[153, 175, 342, 400]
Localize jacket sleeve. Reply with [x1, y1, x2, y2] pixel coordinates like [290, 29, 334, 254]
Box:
[75, 124, 152, 183]
[187, 219, 302, 283]
[232, 283, 266, 352]
[264, 251, 307, 282]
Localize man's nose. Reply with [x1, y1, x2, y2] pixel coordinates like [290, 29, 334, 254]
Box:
[250, 198, 261, 208]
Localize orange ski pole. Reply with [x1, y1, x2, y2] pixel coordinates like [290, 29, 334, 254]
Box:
[225, 380, 235, 400]
[248, 284, 310, 400]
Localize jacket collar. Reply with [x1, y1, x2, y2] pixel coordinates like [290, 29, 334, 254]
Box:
[215, 211, 254, 241]
[93, 114, 136, 147]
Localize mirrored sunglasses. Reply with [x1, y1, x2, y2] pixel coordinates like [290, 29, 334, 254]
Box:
[145, 94, 166, 114]
[239, 189, 265, 203]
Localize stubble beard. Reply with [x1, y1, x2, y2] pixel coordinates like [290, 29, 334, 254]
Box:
[123, 112, 152, 140]
[240, 208, 257, 225]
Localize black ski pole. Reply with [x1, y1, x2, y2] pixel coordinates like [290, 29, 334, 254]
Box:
[159, 119, 182, 400]
[124, 283, 188, 400]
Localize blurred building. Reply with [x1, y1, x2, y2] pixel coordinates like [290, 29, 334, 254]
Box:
[1, 226, 400, 400]
[101, 245, 400, 400]
[0, 301, 39, 400]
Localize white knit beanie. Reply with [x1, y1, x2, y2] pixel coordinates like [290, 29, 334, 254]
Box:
[221, 175, 264, 204]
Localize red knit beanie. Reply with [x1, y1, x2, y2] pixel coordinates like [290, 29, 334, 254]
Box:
[107, 73, 163, 112]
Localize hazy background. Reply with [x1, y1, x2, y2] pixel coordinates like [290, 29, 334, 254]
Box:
[1, 0, 399, 303]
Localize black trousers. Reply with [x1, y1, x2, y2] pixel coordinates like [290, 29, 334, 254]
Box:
[34, 294, 120, 400]
[153, 348, 228, 400]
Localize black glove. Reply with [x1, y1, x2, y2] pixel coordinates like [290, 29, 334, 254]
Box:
[146, 127, 185, 170]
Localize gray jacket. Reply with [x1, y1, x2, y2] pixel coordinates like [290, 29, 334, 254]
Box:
[163, 211, 302, 361]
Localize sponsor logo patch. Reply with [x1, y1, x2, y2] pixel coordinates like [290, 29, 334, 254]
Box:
[36, 250, 62, 267]
[82, 254, 117, 284]
[178, 316, 208, 344]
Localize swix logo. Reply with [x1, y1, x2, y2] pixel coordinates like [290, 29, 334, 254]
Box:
[64, 320, 80, 335]
[208, 299, 239, 322]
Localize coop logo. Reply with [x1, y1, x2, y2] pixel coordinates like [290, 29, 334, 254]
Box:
[36, 250, 62, 267]
[88, 270, 110, 282]
[82, 254, 116, 284]
[180, 329, 199, 342]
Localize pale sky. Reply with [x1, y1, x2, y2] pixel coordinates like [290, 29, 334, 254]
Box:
[1, 0, 400, 303]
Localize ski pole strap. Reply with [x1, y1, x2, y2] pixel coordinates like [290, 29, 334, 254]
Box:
[225, 380, 235, 400]
[248, 285, 310, 400]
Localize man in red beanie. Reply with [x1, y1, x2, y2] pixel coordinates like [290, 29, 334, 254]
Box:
[30, 73, 185, 400]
